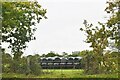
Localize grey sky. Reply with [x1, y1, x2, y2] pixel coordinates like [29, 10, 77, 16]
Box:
[23, 0, 107, 55]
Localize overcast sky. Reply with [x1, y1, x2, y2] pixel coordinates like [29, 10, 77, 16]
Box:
[23, 0, 107, 55]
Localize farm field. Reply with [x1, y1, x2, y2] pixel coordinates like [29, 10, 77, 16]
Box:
[2, 69, 118, 78]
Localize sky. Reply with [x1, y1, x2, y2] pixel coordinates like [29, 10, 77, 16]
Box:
[23, 0, 107, 56]
[4, 0, 107, 56]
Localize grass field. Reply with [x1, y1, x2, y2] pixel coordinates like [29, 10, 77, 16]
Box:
[2, 69, 118, 78]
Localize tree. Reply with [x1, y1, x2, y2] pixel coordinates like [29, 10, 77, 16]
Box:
[2, 1, 47, 73]
[27, 54, 41, 75]
[80, 20, 110, 74]
[19, 56, 28, 74]
[45, 51, 57, 57]
[105, 0, 120, 51]
[80, 0, 119, 74]
[104, 0, 120, 74]
[79, 50, 95, 74]
[2, 1, 47, 56]
[41, 54, 46, 57]
[2, 49, 12, 73]
[102, 51, 119, 73]
[62, 52, 68, 57]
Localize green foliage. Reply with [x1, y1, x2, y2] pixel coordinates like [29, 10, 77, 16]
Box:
[62, 52, 68, 57]
[102, 51, 119, 73]
[79, 50, 96, 74]
[27, 54, 41, 75]
[2, 69, 118, 78]
[45, 51, 57, 57]
[68, 54, 79, 57]
[2, 1, 47, 74]
[2, 2, 47, 55]
[80, 21, 110, 74]
[81, 21, 109, 51]
[80, 0, 119, 74]
[2, 51, 42, 75]
[105, 0, 120, 50]
[41, 51, 63, 57]
[2, 49, 12, 73]
[10, 56, 29, 74]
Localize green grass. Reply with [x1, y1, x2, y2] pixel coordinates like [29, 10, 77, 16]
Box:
[2, 69, 118, 78]
[41, 69, 84, 78]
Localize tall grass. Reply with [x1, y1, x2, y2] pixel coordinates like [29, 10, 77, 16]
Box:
[2, 69, 118, 78]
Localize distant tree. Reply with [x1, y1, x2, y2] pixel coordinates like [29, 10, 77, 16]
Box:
[62, 52, 68, 57]
[41, 54, 46, 57]
[69, 51, 80, 57]
[45, 51, 57, 57]
[68, 54, 78, 57]
[55, 53, 62, 57]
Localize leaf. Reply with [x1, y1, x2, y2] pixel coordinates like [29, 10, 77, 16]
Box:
[80, 28, 83, 31]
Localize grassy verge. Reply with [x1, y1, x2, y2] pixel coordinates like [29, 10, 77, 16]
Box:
[2, 69, 118, 78]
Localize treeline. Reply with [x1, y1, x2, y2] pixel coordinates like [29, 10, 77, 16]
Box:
[40, 51, 80, 57]
[2, 48, 119, 75]
[2, 49, 42, 75]
[2, 49, 81, 75]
